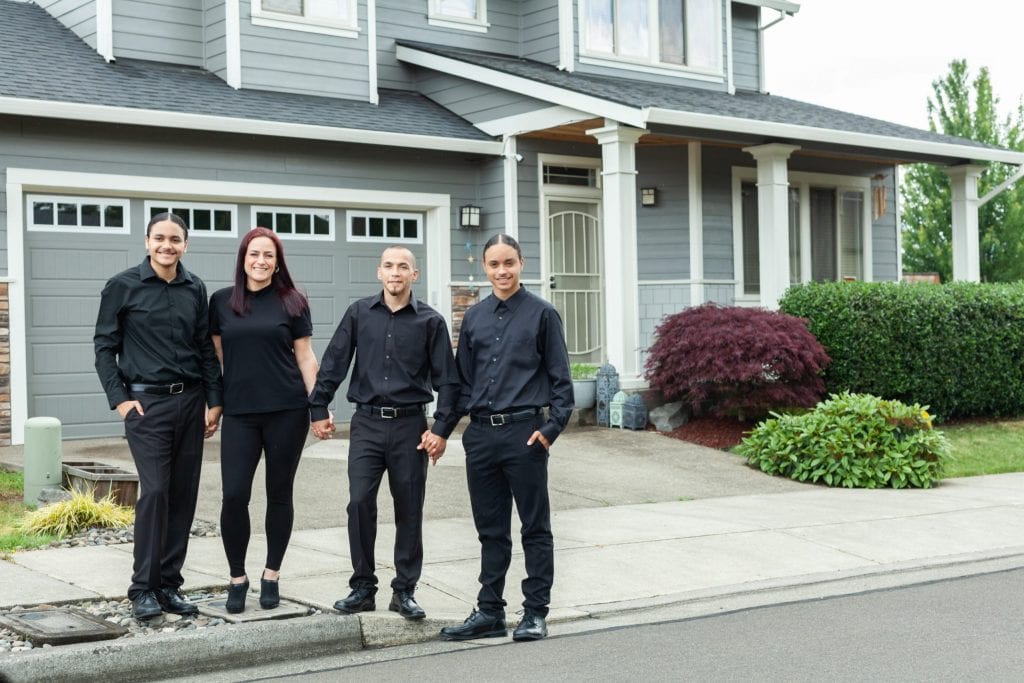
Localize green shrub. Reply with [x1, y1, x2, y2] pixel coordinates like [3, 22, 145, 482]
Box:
[779, 281, 1024, 419]
[738, 392, 948, 488]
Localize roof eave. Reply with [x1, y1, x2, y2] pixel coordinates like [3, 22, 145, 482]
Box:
[0, 96, 503, 155]
[732, 0, 800, 14]
[646, 107, 1024, 165]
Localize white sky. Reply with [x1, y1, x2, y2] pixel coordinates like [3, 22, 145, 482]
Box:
[762, 1, 1024, 131]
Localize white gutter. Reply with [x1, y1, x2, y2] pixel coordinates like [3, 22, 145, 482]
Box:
[979, 164, 1024, 206]
[645, 107, 1024, 165]
[733, 0, 799, 14]
[0, 96, 503, 155]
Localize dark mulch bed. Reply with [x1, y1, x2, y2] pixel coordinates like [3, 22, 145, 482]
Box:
[664, 416, 759, 450]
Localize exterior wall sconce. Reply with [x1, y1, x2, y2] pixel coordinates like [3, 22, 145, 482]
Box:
[640, 187, 657, 206]
[460, 205, 481, 228]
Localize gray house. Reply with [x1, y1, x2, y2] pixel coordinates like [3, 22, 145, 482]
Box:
[1, 0, 1021, 443]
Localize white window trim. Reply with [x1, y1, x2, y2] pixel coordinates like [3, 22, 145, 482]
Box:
[252, 205, 336, 241]
[27, 194, 130, 235]
[731, 167, 873, 303]
[579, 0, 723, 78]
[251, 0, 359, 39]
[347, 210, 424, 244]
[144, 201, 239, 238]
[428, 0, 489, 32]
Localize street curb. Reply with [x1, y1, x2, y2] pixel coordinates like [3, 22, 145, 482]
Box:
[0, 614, 362, 682]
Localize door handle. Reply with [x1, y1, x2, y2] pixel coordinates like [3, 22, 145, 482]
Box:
[549, 275, 557, 290]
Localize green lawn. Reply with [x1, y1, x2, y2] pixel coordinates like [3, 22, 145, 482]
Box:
[941, 419, 1024, 478]
[0, 470, 58, 555]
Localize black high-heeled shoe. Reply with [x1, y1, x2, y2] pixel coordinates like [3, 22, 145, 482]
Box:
[225, 579, 249, 614]
[260, 574, 280, 609]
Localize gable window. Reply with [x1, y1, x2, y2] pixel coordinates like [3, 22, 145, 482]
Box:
[251, 0, 358, 38]
[254, 206, 334, 240]
[145, 201, 237, 238]
[348, 211, 423, 244]
[428, 0, 488, 32]
[28, 195, 129, 234]
[582, 0, 721, 75]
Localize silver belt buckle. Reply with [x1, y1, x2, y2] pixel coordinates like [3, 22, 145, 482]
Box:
[380, 406, 397, 419]
[169, 382, 184, 395]
[489, 414, 507, 426]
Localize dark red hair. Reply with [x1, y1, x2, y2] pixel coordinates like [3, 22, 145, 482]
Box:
[228, 227, 309, 318]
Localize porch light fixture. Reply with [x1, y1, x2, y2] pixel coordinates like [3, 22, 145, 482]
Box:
[640, 187, 657, 206]
[459, 204, 481, 229]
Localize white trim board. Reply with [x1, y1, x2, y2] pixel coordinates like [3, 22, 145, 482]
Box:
[0, 97, 502, 156]
[476, 105, 597, 137]
[5, 168, 455, 444]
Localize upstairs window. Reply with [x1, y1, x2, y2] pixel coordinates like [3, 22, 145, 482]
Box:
[582, 0, 721, 74]
[428, 0, 488, 32]
[252, 0, 358, 37]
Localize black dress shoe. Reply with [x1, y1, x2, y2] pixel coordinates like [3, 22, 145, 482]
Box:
[334, 587, 376, 614]
[226, 579, 249, 614]
[512, 612, 548, 641]
[260, 577, 280, 609]
[131, 590, 162, 620]
[389, 591, 426, 620]
[156, 586, 199, 615]
[440, 609, 507, 641]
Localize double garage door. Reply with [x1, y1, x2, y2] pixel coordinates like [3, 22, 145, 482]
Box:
[24, 195, 428, 439]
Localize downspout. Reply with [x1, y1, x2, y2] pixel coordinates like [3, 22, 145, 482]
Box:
[757, 8, 794, 94]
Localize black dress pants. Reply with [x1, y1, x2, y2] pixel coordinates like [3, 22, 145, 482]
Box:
[220, 407, 308, 578]
[123, 385, 206, 598]
[462, 414, 553, 617]
[346, 411, 428, 593]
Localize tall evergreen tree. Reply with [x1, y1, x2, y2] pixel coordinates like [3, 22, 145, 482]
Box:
[901, 59, 1024, 282]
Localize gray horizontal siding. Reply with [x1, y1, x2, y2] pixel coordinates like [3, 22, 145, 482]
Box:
[37, 0, 97, 49]
[376, 0, 521, 91]
[700, 146, 743, 280]
[639, 283, 690, 363]
[113, 0, 204, 67]
[637, 146, 690, 280]
[872, 166, 899, 281]
[731, 2, 759, 92]
[452, 156, 504, 281]
[416, 72, 552, 124]
[239, 0, 368, 100]
[204, 0, 227, 80]
[521, 0, 559, 64]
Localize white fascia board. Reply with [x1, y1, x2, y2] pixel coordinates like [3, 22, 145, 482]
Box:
[476, 105, 597, 137]
[646, 107, 1024, 165]
[732, 0, 800, 14]
[396, 44, 646, 129]
[0, 96, 503, 156]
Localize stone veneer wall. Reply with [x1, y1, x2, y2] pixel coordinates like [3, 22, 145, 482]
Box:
[451, 285, 482, 346]
[0, 283, 10, 445]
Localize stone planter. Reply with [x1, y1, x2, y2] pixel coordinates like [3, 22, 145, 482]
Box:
[573, 379, 597, 410]
[62, 461, 139, 507]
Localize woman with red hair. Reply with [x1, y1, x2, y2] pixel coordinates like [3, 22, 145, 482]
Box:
[210, 227, 318, 613]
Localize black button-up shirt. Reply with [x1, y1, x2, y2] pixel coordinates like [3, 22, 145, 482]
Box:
[309, 292, 459, 436]
[450, 287, 574, 444]
[94, 257, 223, 409]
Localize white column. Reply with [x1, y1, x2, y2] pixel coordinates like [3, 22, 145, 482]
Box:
[743, 143, 799, 308]
[688, 141, 705, 306]
[587, 120, 647, 380]
[945, 164, 985, 282]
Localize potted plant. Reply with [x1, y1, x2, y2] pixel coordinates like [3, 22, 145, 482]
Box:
[571, 363, 599, 410]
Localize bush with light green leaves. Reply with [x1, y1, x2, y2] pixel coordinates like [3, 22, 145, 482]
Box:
[738, 392, 948, 488]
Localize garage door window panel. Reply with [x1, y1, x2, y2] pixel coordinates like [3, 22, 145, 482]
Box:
[145, 201, 238, 238]
[347, 211, 422, 243]
[254, 206, 335, 241]
[28, 195, 130, 234]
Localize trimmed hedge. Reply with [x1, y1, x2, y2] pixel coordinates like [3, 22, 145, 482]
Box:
[779, 281, 1024, 419]
[738, 392, 947, 489]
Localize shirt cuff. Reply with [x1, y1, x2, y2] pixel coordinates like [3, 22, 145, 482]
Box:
[310, 405, 330, 422]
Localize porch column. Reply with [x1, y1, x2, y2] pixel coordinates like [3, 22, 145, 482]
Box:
[743, 143, 799, 308]
[587, 120, 647, 380]
[945, 164, 985, 282]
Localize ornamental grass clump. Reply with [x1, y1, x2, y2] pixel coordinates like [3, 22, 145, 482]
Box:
[738, 392, 948, 488]
[644, 304, 830, 419]
[21, 488, 134, 537]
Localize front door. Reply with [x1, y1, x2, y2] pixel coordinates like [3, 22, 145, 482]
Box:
[546, 199, 603, 363]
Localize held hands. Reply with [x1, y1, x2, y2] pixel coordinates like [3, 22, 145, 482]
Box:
[418, 430, 447, 465]
[527, 430, 550, 450]
[205, 406, 222, 439]
[116, 400, 143, 419]
[312, 414, 336, 440]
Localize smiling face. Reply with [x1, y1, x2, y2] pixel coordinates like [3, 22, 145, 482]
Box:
[377, 247, 418, 299]
[483, 242, 523, 299]
[244, 236, 277, 291]
[145, 219, 188, 279]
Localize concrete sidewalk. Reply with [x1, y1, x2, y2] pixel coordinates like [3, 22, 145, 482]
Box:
[1, 432, 1023, 680]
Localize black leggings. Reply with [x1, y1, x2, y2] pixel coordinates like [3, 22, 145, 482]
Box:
[220, 408, 308, 578]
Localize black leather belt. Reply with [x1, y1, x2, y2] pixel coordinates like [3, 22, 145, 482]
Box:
[129, 381, 196, 395]
[356, 404, 425, 419]
[470, 408, 543, 426]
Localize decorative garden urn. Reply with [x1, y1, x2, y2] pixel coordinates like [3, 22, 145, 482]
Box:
[595, 364, 620, 427]
[609, 390, 628, 428]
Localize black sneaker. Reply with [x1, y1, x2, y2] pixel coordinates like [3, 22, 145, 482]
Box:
[440, 609, 507, 641]
[334, 586, 376, 614]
